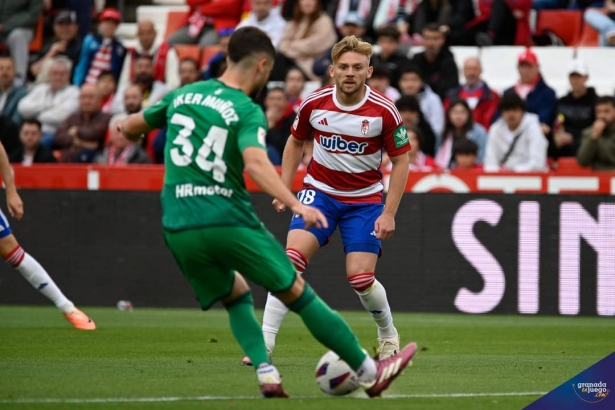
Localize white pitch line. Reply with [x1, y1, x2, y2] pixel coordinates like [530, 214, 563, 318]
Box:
[0, 392, 546, 404]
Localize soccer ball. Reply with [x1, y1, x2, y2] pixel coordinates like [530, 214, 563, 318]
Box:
[315, 350, 361, 396]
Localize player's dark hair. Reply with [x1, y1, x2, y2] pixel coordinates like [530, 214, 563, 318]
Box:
[228, 27, 275, 64]
[498, 93, 526, 112]
[453, 138, 478, 156]
[596, 96, 615, 107]
[97, 70, 116, 83]
[180, 57, 199, 71]
[395, 95, 421, 113]
[399, 65, 423, 82]
[371, 64, 391, 80]
[377, 25, 401, 42]
[21, 118, 42, 131]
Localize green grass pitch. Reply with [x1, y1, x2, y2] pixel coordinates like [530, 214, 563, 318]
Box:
[0, 306, 613, 410]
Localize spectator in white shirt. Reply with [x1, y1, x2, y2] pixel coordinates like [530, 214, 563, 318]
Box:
[111, 54, 167, 115]
[484, 93, 548, 172]
[17, 56, 80, 147]
[236, 0, 287, 48]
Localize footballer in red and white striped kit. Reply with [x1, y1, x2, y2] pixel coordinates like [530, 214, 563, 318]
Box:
[243, 36, 411, 366]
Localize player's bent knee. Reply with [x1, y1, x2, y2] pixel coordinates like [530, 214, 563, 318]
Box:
[0, 235, 20, 259]
[348, 271, 375, 293]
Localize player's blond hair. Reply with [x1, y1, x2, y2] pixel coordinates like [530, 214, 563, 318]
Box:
[331, 36, 373, 64]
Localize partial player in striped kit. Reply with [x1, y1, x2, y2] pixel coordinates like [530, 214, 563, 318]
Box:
[244, 35, 411, 365]
[0, 139, 95, 330]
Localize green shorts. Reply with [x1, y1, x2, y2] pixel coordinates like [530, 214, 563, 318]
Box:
[163, 225, 296, 310]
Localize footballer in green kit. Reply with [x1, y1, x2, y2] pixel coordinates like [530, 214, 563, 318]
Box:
[118, 27, 416, 398]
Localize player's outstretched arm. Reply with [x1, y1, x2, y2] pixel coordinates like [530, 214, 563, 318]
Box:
[0, 142, 23, 220]
[375, 152, 409, 240]
[243, 147, 327, 229]
[118, 113, 154, 142]
[272, 136, 305, 212]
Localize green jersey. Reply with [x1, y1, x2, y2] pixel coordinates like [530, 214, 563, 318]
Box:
[143, 79, 268, 231]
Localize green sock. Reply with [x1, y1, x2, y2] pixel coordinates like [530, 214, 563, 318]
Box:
[287, 284, 367, 371]
[225, 292, 269, 367]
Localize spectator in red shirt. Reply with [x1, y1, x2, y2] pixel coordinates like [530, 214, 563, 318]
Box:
[284, 67, 305, 112]
[97, 70, 116, 114]
[445, 57, 499, 130]
[167, 0, 243, 48]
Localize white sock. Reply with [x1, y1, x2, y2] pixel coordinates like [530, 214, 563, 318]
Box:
[356, 280, 397, 339]
[262, 293, 289, 353]
[10, 249, 74, 313]
[256, 363, 281, 384]
[356, 356, 378, 384]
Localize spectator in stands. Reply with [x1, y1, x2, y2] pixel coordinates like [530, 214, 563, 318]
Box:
[274, 0, 337, 81]
[452, 139, 482, 171]
[398, 65, 444, 145]
[472, 0, 532, 46]
[179, 58, 201, 87]
[285, 68, 305, 111]
[120, 20, 178, 91]
[312, 11, 368, 78]
[368, 64, 401, 102]
[236, 0, 287, 48]
[484, 93, 548, 172]
[54, 84, 111, 163]
[98, 70, 116, 113]
[264, 85, 296, 165]
[406, 0, 475, 46]
[502, 50, 556, 137]
[17, 57, 80, 148]
[167, 0, 243, 49]
[73, 8, 126, 86]
[30, 10, 82, 85]
[330, 0, 375, 40]
[383, 125, 438, 171]
[395, 95, 437, 156]
[48, 0, 100, 41]
[123, 85, 144, 116]
[0, 0, 43, 82]
[577, 96, 615, 170]
[411, 23, 459, 100]
[445, 57, 499, 130]
[9, 119, 57, 164]
[371, 26, 411, 92]
[584, 1, 615, 47]
[0, 56, 27, 126]
[436, 99, 488, 169]
[0, 115, 19, 155]
[112, 55, 166, 115]
[96, 115, 151, 165]
[201, 29, 233, 80]
[553, 60, 597, 158]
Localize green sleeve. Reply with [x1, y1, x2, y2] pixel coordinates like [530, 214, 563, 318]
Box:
[143, 91, 174, 129]
[237, 106, 268, 152]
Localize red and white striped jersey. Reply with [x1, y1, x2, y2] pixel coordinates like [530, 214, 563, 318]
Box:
[290, 85, 411, 203]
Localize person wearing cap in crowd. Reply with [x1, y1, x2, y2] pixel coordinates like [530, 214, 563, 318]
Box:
[30, 10, 82, 85]
[552, 59, 597, 158]
[236, 0, 287, 48]
[312, 11, 368, 78]
[445, 57, 500, 130]
[119, 20, 179, 91]
[73, 8, 127, 86]
[501, 49, 556, 137]
[0, 0, 43, 82]
[166, 0, 243, 48]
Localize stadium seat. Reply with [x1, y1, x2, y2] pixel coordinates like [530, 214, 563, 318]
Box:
[555, 157, 585, 172]
[532, 47, 574, 97]
[480, 46, 525, 93]
[174, 45, 201, 62]
[536, 10, 582, 46]
[576, 21, 600, 46]
[200, 45, 222, 69]
[450, 46, 480, 82]
[575, 47, 615, 94]
[164, 11, 189, 41]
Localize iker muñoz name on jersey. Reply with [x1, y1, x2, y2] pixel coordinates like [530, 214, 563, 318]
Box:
[173, 93, 239, 125]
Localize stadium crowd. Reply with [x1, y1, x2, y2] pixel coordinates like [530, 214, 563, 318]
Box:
[0, 0, 614, 170]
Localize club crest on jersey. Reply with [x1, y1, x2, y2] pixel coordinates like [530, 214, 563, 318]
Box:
[361, 119, 369, 135]
[320, 135, 368, 154]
